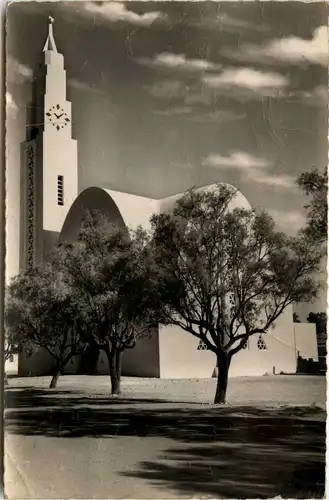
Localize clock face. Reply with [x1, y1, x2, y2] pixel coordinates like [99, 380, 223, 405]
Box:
[46, 104, 70, 131]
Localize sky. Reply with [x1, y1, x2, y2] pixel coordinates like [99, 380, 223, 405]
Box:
[6, 1, 328, 314]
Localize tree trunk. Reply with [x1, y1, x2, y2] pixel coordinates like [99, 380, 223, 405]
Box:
[111, 349, 122, 395]
[49, 371, 60, 389]
[105, 348, 121, 395]
[214, 352, 231, 404]
[115, 350, 123, 390]
[49, 353, 74, 389]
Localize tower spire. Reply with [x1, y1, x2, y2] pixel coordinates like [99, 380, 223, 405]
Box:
[43, 16, 58, 52]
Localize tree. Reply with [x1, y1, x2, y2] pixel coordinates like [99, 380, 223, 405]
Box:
[297, 168, 327, 242]
[307, 311, 327, 332]
[55, 212, 157, 395]
[5, 263, 85, 388]
[150, 186, 324, 404]
[293, 313, 301, 323]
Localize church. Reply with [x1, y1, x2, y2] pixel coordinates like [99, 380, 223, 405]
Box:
[7, 17, 318, 379]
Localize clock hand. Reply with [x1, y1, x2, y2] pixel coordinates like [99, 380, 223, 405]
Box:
[55, 113, 64, 119]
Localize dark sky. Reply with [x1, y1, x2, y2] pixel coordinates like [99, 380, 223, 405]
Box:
[6, 1, 328, 234]
[6, 1, 328, 314]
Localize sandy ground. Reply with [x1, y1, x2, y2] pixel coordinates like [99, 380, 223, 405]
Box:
[4, 375, 326, 499]
[6, 373, 327, 406]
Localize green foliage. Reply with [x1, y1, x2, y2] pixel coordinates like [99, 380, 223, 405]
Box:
[53, 211, 157, 353]
[297, 168, 327, 242]
[5, 263, 84, 367]
[150, 185, 324, 359]
[5, 211, 157, 391]
[293, 313, 301, 323]
[307, 311, 327, 332]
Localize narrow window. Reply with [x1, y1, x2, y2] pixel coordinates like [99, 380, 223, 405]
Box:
[9, 354, 14, 363]
[57, 175, 64, 205]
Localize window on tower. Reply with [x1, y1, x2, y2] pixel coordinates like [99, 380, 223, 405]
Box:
[57, 175, 64, 205]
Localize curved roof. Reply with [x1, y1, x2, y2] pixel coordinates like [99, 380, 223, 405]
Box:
[158, 182, 252, 214]
[59, 186, 128, 243]
[59, 182, 253, 242]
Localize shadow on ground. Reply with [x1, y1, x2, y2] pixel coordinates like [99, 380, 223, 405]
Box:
[5, 386, 326, 498]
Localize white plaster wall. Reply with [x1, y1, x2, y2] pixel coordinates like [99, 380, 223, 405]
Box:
[5, 146, 20, 285]
[44, 51, 65, 101]
[158, 192, 182, 214]
[122, 327, 160, 377]
[18, 347, 55, 376]
[62, 355, 81, 375]
[96, 351, 110, 375]
[43, 131, 78, 233]
[229, 305, 297, 377]
[294, 323, 318, 361]
[42, 48, 78, 234]
[157, 306, 296, 379]
[84, 329, 161, 377]
[20, 347, 81, 377]
[104, 189, 158, 231]
[159, 325, 216, 378]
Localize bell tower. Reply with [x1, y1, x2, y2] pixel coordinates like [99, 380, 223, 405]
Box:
[42, 16, 78, 233]
[20, 16, 78, 270]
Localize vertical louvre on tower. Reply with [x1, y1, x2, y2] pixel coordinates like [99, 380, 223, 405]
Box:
[27, 145, 35, 269]
[57, 175, 64, 205]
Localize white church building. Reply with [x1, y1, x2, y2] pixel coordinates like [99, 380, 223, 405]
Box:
[6, 18, 318, 379]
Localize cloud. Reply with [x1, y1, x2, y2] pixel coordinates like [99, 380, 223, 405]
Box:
[137, 53, 221, 73]
[222, 26, 328, 67]
[184, 91, 213, 106]
[203, 151, 295, 189]
[6, 56, 32, 83]
[68, 78, 103, 94]
[143, 80, 188, 99]
[153, 106, 192, 116]
[203, 67, 289, 100]
[203, 68, 288, 91]
[188, 109, 246, 124]
[144, 68, 290, 107]
[144, 80, 215, 107]
[254, 171, 295, 189]
[6, 92, 18, 115]
[268, 208, 306, 234]
[81, 2, 166, 26]
[217, 13, 268, 33]
[195, 12, 269, 33]
[287, 85, 327, 108]
[204, 151, 270, 170]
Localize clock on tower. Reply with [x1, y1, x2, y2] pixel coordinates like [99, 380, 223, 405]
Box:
[46, 104, 71, 130]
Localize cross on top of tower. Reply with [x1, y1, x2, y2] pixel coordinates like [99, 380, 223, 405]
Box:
[43, 15, 58, 52]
